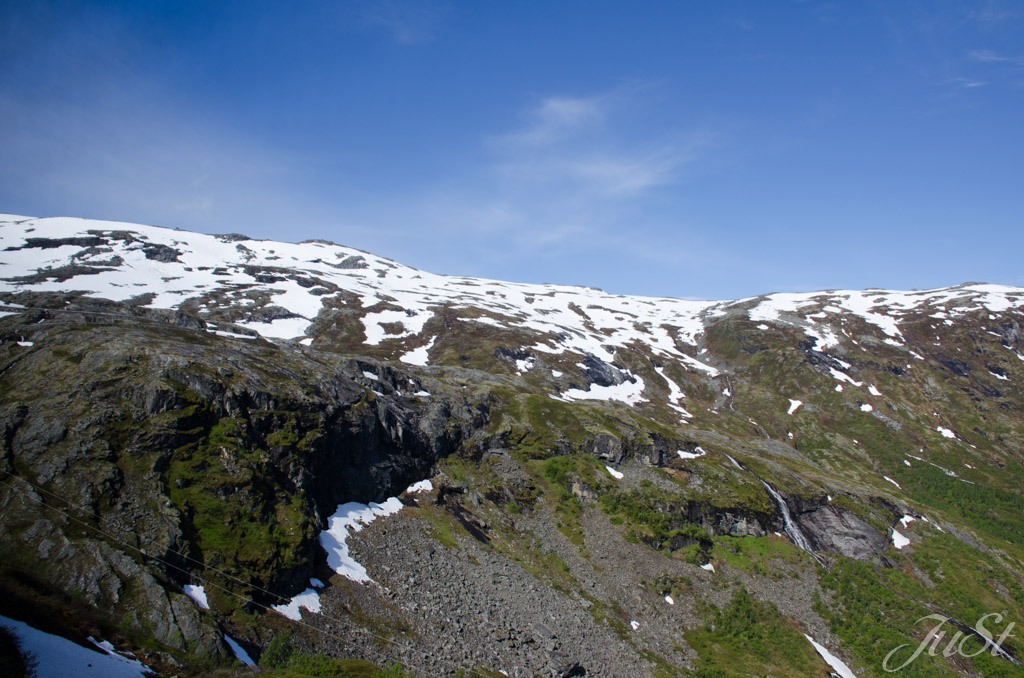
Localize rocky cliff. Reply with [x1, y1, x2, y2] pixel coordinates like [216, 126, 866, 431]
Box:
[2, 214, 1024, 677]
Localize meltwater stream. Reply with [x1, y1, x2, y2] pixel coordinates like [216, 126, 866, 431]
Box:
[722, 452, 823, 565]
[760, 481, 814, 552]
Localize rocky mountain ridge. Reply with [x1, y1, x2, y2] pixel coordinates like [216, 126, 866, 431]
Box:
[2, 214, 1024, 677]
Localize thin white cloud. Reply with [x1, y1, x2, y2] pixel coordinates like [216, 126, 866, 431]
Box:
[970, 48, 1008, 62]
[968, 48, 1024, 66]
[964, 5, 1018, 24]
[569, 146, 694, 196]
[358, 0, 449, 45]
[488, 90, 712, 203]
[492, 96, 606, 148]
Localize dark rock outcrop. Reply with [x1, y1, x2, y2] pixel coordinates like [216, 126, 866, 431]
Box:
[796, 505, 888, 559]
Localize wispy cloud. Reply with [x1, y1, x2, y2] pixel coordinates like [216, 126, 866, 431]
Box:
[492, 96, 606, 148]
[964, 5, 1018, 24]
[489, 91, 712, 203]
[968, 48, 1024, 65]
[358, 0, 449, 44]
[344, 86, 720, 284]
[949, 76, 988, 88]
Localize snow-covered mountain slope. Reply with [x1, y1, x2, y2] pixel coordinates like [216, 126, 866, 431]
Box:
[2, 213, 1022, 380]
[5, 214, 1024, 677]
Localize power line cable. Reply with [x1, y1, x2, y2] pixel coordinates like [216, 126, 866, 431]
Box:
[0, 471, 444, 674]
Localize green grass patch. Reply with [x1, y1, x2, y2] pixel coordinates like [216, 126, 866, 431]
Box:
[686, 586, 830, 678]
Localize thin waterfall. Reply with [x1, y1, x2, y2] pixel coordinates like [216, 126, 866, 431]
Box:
[761, 480, 824, 566]
[723, 452, 823, 566]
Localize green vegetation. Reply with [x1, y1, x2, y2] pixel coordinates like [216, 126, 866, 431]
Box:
[713, 534, 808, 576]
[598, 485, 712, 554]
[815, 541, 1024, 678]
[686, 586, 828, 677]
[258, 633, 412, 678]
[165, 413, 315, 600]
[903, 463, 1024, 547]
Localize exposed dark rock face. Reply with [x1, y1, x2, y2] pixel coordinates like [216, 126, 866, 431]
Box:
[4, 216, 1024, 677]
[586, 433, 623, 463]
[0, 313, 491, 662]
[796, 505, 888, 559]
[797, 338, 860, 383]
[141, 243, 183, 263]
[5, 236, 106, 250]
[935, 355, 971, 377]
[579, 354, 628, 387]
[494, 345, 532, 364]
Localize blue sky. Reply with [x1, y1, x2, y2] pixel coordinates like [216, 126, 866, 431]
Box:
[1, 1, 1022, 299]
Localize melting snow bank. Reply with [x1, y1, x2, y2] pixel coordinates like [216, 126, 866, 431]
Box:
[316, 479, 434, 586]
[224, 634, 256, 666]
[678, 446, 707, 460]
[272, 587, 323, 620]
[606, 465, 624, 480]
[557, 375, 647, 406]
[892, 529, 911, 550]
[0, 614, 151, 678]
[406, 479, 433, 493]
[787, 399, 803, 415]
[275, 479, 436, 619]
[804, 634, 858, 678]
[320, 498, 405, 583]
[399, 336, 436, 366]
[184, 584, 209, 609]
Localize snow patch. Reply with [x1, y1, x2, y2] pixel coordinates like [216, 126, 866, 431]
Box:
[0, 614, 152, 678]
[860, 403, 873, 412]
[272, 588, 322, 620]
[606, 465, 624, 480]
[829, 367, 863, 387]
[184, 584, 209, 610]
[405, 479, 433, 494]
[892, 530, 910, 550]
[787, 399, 802, 415]
[677, 446, 707, 460]
[936, 426, 956, 439]
[319, 496, 407, 583]
[664, 595, 674, 605]
[224, 635, 256, 666]
[238, 317, 310, 339]
[804, 635, 858, 678]
[883, 476, 901, 489]
[515, 357, 535, 373]
[399, 336, 436, 366]
[560, 376, 646, 406]
[701, 562, 715, 573]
